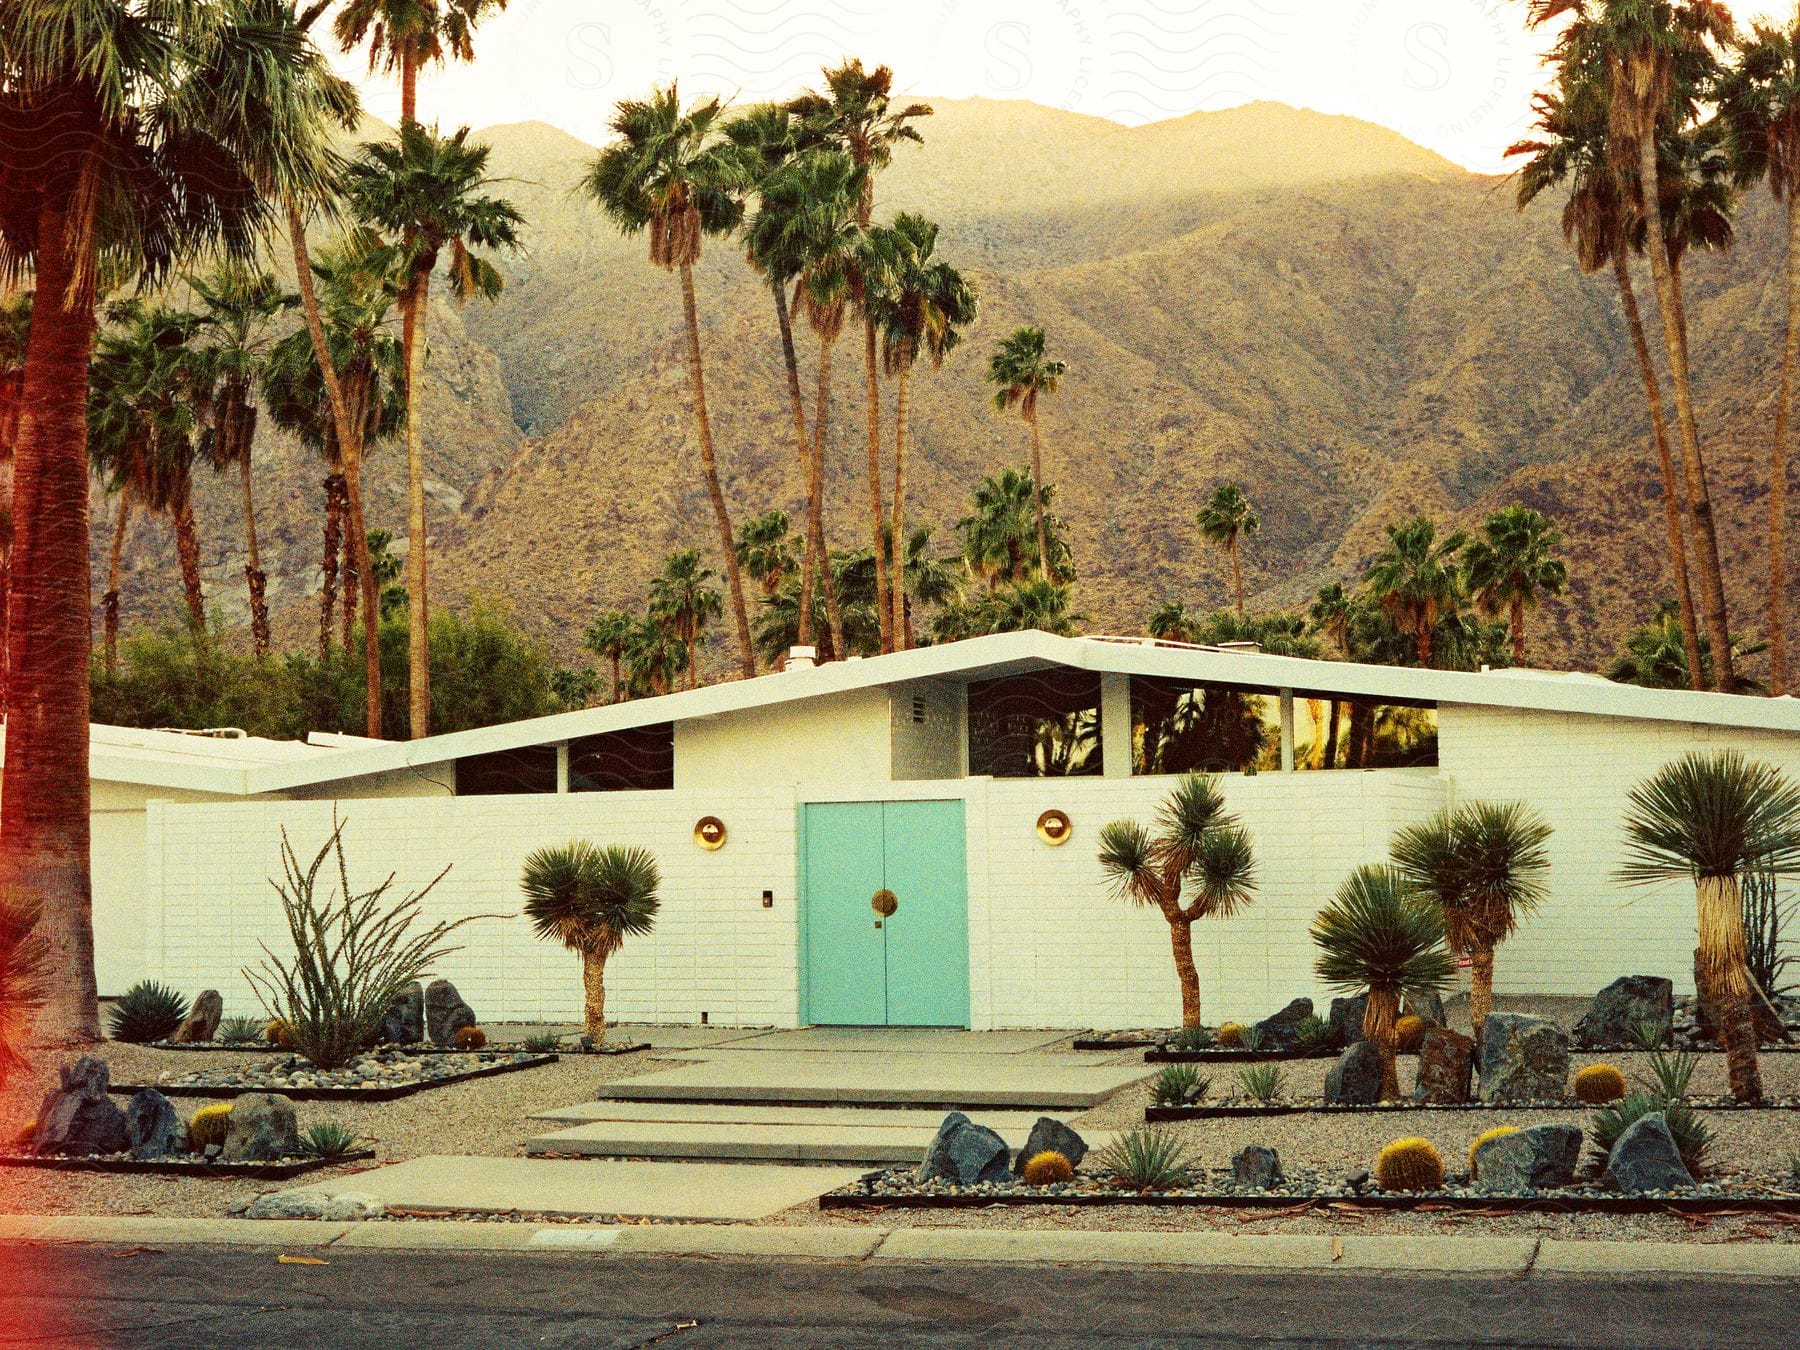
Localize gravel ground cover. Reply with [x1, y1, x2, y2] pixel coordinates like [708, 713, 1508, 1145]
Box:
[111, 1049, 558, 1100]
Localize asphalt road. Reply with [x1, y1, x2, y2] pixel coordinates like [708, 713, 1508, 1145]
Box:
[1, 1243, 1794, 1348]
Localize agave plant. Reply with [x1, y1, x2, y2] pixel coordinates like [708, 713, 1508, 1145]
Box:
[107, 981, 189, 1044]
[521, 842, 660, 1042]
[1150, 1064, 1208, 1107]
[1094, 1126, 1196, 1190]
[1589, 1092, 1711, 1177]
[299, 1121, 365, 1160]
[1236, 1062, 1287, 1104]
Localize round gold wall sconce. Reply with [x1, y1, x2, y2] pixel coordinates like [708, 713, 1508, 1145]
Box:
[1036, 809, 1073, 847]
[694, 816, 727, 851]
[871, 888, 898, 917]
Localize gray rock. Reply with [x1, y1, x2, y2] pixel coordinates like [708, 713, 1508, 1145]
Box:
[1473, 1124, 1582, 1190]
[1412, 1027, 1475, 1104]
[1324, 1040, 1384, 1105]
[1573, 976, 1674, 1048]
[424, 979, 476, 1047]
[1013, 1117, 1088, 1176]
[220, 1093, 299, 1162]
[34, 1057, 129, 1157]
[1403, 990, 1445, 1026]
[381, 981, 425, 1045]
[1250, 998, 1315, 1052]
[245, 1189, 385, 1221]
[917, 1111, 1010, 1185]
[1328, 994, 1368, 1048]
[1231, 1144, 1284, 1189]
[1477, 1013, 1570, 1104]
[123, 1089, 186, 1160]
[170, 989, 223, 1045]
[1603, 1113, 1694, 1193]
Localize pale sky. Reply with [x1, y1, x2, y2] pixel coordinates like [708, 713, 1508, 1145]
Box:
[331, 1, 1800, 175]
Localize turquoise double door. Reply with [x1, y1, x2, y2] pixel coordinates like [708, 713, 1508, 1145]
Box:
[799, 800, 970, 1027]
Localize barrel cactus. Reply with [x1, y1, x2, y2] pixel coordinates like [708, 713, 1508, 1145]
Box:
[264, 1018, 293, 1049]
[1467, 1125, 1519, 1177]
[188, 1104, 233, 1151]
[1216, 1022, 1246, 1048]
[1022, 1150, 1075, 1185]
[1573, 1064, 1627, 1104]
[1375, 1137, 1444, 1192]
[1393, 1014, 1428, 1052]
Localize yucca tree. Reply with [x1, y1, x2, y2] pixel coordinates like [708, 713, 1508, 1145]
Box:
[582, 87, 758, 681]
[582, 610, 636, 704]
[0, 0, 352, 1045]
[347, 123, 522, 738]
[1463, 506, 1570, 666]
[1194, 484, 1260, 616]
[0, 291, 29, 715]
[1718, 20, 1800, 697]
[1362, 517, 1468, 667]
[1619, 752, 1800, 1102]
[1390, 801, 1554, 1038]
[873, 212, 978, 648]
[520, 842, 659, 1043]
[1311, 866, 1456, 1100]
[649, 549, 723, 691]
[988, 327, 1067, 579]
[1098, 775, 1257, 1028]
[333, 0, 508, 127]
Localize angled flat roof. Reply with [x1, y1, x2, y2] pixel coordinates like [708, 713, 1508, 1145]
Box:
[0, 722, 362, 795]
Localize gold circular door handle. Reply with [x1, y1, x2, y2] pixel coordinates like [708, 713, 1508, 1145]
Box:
[871, 888, 898, 917]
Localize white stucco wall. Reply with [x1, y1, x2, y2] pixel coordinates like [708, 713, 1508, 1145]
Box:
[674, 687, 893, 788]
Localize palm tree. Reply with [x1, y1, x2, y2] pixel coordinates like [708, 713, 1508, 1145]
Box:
[1195, 484, 1260, 616]
[0, 291, 31, 714]
[956, 466, 1072, 589]
[583, 611, 636, 704]
[1311, 865, 1456, 1100]
[581, 87, 758, 681]
[1390, 802, 1554, 1039]
[1097, 775, 1258, 1028]
[894, 524, 961, 649]
[520, 842, 659, 1043]
[332, 0, 508, 127]
[735, 509, 797, 597]
[648, 549, 724, 691]
[1619, 751, 1800, 1101]
[933, 577, 1087, 641]
[988, 327, 1067, 578]
[1148, 600, 1196, 643]
[624, 615, 689, 697]
[1718, 21, 1800, 697]
[873, 213, 978, 648]
[346, 122, 523, 738]
[1362, 517, 1468, 666]
[1462, 506, 1570, 666]
[1606, 597, 1769, 689]
[0, 0, 350, 1044]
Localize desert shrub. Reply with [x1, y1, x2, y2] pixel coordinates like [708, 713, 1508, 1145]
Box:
[1589, 1093, 1711, 1175]
[245, 820, 495, 1070]
[1238, 1025, 1266, 1054]
[1468, 1125, 1519, 1177]
[1393, 1014, 1427, 1052]
[1215, 1022, 1245, 1048]
[108, 981, 188, 1044]
[1375, 1137, 1444, 1192]
[520, 1032, 564, 1054]
[1021, 1150, 1074, 1185]
[454, 1025, 488, 1051]
[1292, 1015, 1331, 1053]
[1151, 1064, 1208, 1107]
[0, 889, 47, 1086]
[1168, 1026, 1214, 1052]
[1094, 1127, 1196, 1191]
[1639, 1049, 1697, 1102]
[1573, 1065, 1627, 1104]
[218, 1015, 263, 1045]
[299, 1122, 365, 1159]
[188, 1104, 232, 1151]
[1235, 1062, 1287, 1103]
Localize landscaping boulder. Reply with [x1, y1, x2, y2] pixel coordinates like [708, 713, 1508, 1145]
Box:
[1602, 1113, 1693, 1193]
[244, 1190, 385, 1221]
[123, 1089, 186, 1160]
[170, 989, 223, 1045]
[381, 981, 425, 1045]
[1324, 1040, 1383, 1105]
[1402, 990, 1445, 1027]
[33, 1057, 129, 1157]
[424, 979, 476, 1047]
[1250, 998, 1314, 1052]
[1477, 1013, 1569, 1104]
[1572, 976, 1673, 1048]
[220, 1093, 300, 1163]
[1472, 1124, 1582, 1191]
[917, 1111, 1010, 1186]
[1012, 1117, 1088, 1176]
[1328, 994, 1368, 1048]
[1231, 1144, 1284, 1190]
[1411, 1027, 1474, 1105]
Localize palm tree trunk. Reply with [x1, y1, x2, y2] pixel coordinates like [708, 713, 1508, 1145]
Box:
[0, 199, 101, 1043]
[319, 471, 344, 659]
[1613, 251, 1704, 691]
[610, 654, 622, 704]
[1322, 700, 1340, 769]
[103, 497, 130, 675]
[400, 46, 419, 128]
[1768, 195, 1798, 697]
[1415, 620, 1432, 668]
[239, 453, 270, 657]
[1469, 945, 1495, 1041]
[1167, 916, 1202, 1028]
[1636, 132, 1735, 693]
[1696, 874, 1762, 1102]
[1363, 987, 1401, 1101]
[863, 316, 892, 652]
[889, 359, 913, 649]
[1029, 409, 1050, 578]
[813, 333, 847, 659]
[402, 275, 431, 736]
[1509, 594, 1525, 667]
[1230, 541, 1244, 616]
[171, 486, 206, 637]
[677, 262, 755, 680]
[771, 280, 816, 647]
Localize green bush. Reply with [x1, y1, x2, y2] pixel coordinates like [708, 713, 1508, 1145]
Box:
[1151, 1064, 1209, 1107]
[1167, 1026, 1214, 1052]
[217, 1015, 264, 1045]
[1236, 1062, 1287, 1104]
[299, 1122, 365, 1160]
[1292, 1015, 1332, 1053]
[1589, 1092, 1712, 1176]
[520, 1032, 564, 1054]
[1094, 1127, 1196, 1190]
[108, 981, 188, 1043]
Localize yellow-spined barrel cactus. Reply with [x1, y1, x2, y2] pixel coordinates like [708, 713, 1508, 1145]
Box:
[1394, 1015, 1427, 1052]
[1216, 1022, 1246, 1048]
[264, 1018, 293, 1049]
[1375, 1137, 1444, 1192]
[1468, 1125, 1519, 1177]
[1022, 1150, 1075, 1185]
[188, 1104, 233, 1151]
[1573, 1064, 1627, 1104]
[454, 1025, 488, 1051]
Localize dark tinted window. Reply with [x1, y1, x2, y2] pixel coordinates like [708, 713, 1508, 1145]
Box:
[569, 724, 674, 792]
[1131, 677, 1281, 775]
[454, 745, 558, 795]
[967, 670, 1102, 777]
[1293, 696, 1438, 769]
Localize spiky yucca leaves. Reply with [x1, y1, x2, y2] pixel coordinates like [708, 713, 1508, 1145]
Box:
[1390, 800, 1552, 1037]
[1099, 774, 1258, 1029]
[300, 1121, 364, 1160]
[1589, 1094, 1711, 1177]
[108, 981, 189, 1044]
[521, 842, 661, 1043]
[1619, 752, 1800, 1102]
[0, 890, 46, 1084]
[1095, 1126, 1196, 1191]
[1312, 866, 1455, 1101]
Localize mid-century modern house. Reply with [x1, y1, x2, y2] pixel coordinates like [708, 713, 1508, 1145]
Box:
[14, 632, 1800, 1028]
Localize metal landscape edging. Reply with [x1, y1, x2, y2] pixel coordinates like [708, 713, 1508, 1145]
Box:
[0, 1149, 375, 1180]
[109, 1053, 559, 1102]
[1145, 1100, 1800, 1121]
[819, 1188, 1800, 1216]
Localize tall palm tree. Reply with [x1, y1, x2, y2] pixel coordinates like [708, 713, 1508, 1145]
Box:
[333, 0, 508, 127]
[520, 841, 659, 1043]
[1362, 517, 1469, 666]
[1308, 582, 1353, 766]
[873, 212, 978, 648]
[1148, 600, 1197, 643]
[581, 87, 758, 681]
[1462, 505, 1570, 666]
[648, 549, 724, 691]
[1312, 866, 1456, 1100]
[1194, 484, 1260, 616]
[0, 0, 350, 1044]
[583, 610, 636, 704]
[1390, 802, 1554, 1039]
[1717, 20, 1800, 697]
[1605, 597, 1769, 688]
[1619, 751, 1800, 1101]
[735, 509, 797, 597]
[624, 615, 689, 697]
[893, 524, 960, 649]
[346, 122, 522, 738]
[988, 327, 1067, 578]
[1098, 774, 1258, 1028]
[955, 465, 1073, 588]
[0, 291, 30, 715]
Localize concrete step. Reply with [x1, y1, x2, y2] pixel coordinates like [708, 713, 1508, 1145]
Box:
[528, 1102, 1068, 1130]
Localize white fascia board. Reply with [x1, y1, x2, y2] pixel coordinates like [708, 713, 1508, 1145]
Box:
[88, 752, 253, 796]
